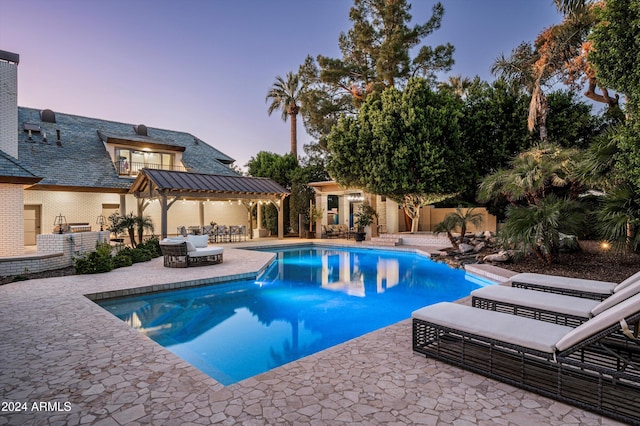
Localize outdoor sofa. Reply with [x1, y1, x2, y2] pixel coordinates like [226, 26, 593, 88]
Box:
[412, 293, 640, 424]
[159, 235, 223, 268]
[471, 273, 640, 327]
[321, 224, 346, 238]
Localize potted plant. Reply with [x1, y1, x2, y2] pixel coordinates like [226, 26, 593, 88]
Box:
[353, 202, 378, 242]
[307, 206, 323, 239]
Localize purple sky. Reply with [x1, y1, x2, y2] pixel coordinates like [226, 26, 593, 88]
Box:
[1, 1, 562, 170]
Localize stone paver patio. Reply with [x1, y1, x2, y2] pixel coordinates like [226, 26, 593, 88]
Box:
[0, 242, 623, 425]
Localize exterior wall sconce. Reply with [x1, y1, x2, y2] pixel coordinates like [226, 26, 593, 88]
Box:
[96, 215, 106, 231]
[54, 213, 67, 234]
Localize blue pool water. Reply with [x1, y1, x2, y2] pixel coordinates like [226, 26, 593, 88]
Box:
[97, 245, 492, 385]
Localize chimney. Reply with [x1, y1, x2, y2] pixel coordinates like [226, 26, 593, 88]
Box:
[0, 50, 19, 158]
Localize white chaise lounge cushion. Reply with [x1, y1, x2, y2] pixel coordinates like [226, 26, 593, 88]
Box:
[591, 278, 640, 316]
[471, 285, 599, 318]
[412, 302, 573, 353]
[188, 246, 224, 258]
[556, 292, 640, 352]
[613, 271, 640, 292]
[510, 273, 616, 295]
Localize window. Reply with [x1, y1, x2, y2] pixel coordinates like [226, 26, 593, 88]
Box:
[115, 148, 175, 176]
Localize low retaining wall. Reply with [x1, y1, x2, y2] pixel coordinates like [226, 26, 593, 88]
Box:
[0, 231, 110, 277]
[385, 232, 451, 246]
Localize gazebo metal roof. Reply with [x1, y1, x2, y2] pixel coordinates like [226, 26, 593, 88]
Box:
[129, 169, 289, 238]
[130, 169, 289, 199]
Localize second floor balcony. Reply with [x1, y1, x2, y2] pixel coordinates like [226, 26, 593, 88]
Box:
[114, 160, 188, 177]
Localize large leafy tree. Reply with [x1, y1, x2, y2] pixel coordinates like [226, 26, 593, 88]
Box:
[455, 79, 601, 205]
[327, 78, 467, 232]
[247, 150, 329, 234]
[299, 0, 454, 147]
[247, 152, 299, 234]
[458, 78, 534, 202]
[266, 72, 303, 157]
[247, 151, 298, 189]
[554, 0, 622, 111]
[581, 0, 640, 251]
[588, 0, 640, 113]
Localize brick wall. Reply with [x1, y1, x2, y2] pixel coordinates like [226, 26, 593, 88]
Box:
[25, 190, 122, 232]
[0, 184, 24, 256]
[0, 231, 109, 277]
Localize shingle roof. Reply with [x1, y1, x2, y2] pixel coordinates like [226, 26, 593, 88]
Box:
[131, 169, 289, 198]
[16, 107, 238, 191]
[0, 149, 41, 184]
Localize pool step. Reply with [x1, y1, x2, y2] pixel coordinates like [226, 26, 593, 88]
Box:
[367, 236, 402, 246]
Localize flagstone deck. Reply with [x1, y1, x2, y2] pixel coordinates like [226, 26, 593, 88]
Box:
[0, 242, 622, 425]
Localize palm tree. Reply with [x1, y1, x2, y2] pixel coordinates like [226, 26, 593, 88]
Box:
[478, 143, 581, 207]
[597, 183, 640, 253]
[501, 194, 584, 265]
[437, 75, 472, 98]
[491, 43, 551, 142]
[434, 207, 484, 249]
[266, 71, 303, 157]
[554, 0, 590, 16]
[135, 215, 154, 246]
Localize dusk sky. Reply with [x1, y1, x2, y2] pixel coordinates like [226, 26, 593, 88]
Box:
[1, 1, 562, 170]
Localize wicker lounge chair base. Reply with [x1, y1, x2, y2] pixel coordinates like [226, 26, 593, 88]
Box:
[509, 273, 619, 300]
[472, 285, 597, 327]
[159, 241, 223, 268]
[472, 278, 640, 328]
[412, 300, 640, 424]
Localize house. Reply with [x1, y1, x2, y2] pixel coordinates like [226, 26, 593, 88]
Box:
[0, 49, 288, 273]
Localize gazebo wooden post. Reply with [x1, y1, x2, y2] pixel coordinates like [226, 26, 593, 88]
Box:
[161, 194, 168, 239]
[277, 197, 285, 239]
[199, 201, 205, 230]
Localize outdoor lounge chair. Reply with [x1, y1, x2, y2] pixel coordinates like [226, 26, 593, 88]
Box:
[509, 271, 640, 300]
[412, 293, 640, 424]
[159, 236, 223, 268]
[471, 277, 640, 327]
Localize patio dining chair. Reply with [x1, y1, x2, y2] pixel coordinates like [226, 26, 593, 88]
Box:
[215, 225, 229, 243]
[412, 292, 640, 424]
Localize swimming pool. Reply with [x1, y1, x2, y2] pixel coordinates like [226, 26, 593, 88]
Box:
[97, 245, 492, 385]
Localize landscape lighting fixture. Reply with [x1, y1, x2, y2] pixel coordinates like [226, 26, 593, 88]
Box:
[54, 213, 67, 234]
[96, 215, 106, 231]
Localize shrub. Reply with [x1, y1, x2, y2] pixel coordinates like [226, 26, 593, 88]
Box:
[73, 237, 161, 274]
[129, 247, 153, 263]
[136, 236, 162, 257]
[74, 242, 114, 274]
[112, 251, 133, 268]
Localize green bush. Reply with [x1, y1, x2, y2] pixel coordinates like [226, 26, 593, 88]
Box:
[74, 238, 161, 274]
[136, 236, 162, 257]
[112, 251, 133, 268]
[74, 243, 114, 274]
[130, 248, 153, 263]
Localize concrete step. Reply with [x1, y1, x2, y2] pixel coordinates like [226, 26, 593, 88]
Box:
[367, 237, 401, 246]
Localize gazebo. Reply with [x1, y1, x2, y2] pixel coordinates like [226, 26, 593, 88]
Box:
[128, 169, 290, 239]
